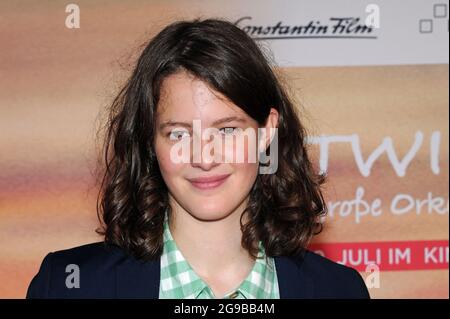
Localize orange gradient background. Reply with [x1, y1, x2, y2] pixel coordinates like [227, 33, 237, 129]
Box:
[0, 1, 448, 298]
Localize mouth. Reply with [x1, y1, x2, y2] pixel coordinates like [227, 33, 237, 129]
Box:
[187, 174, 231, 190]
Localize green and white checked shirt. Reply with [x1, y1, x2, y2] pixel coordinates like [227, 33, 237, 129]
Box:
[159, 215, 280, 299]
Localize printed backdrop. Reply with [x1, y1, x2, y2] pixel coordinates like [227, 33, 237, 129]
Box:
[0, 0, 448, 298]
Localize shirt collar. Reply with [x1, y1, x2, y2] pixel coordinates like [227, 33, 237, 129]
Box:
[159, 214, 279, 299]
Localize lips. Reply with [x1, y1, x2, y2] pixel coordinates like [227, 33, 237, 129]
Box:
[187, 174, 231, 190]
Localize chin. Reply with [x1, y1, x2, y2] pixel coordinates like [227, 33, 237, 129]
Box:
[184, 200, 237, 222]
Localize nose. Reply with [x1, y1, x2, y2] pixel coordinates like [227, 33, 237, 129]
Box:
[190, 133, 221, 171]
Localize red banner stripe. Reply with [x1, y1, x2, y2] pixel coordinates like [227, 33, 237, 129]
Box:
[308, 240, 449, 271]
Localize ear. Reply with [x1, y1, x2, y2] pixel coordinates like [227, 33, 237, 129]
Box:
[259, 108, 279, 153]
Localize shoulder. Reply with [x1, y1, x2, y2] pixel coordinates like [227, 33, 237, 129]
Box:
[45, 241, 125, 262]
[34, 241, 128, 271]
[26, 242, 131, 298]
[294, 249, 370, 299]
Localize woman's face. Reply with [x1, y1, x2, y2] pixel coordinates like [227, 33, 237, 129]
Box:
[154, 69, 278, 221]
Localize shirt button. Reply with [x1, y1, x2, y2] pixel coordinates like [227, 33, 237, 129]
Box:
[229, 291, 239, 299]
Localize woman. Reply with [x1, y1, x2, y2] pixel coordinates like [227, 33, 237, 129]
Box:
[26, 18, 370, 299]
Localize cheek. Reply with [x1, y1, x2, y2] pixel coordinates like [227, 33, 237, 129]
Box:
[222, 133, 259, 184]
[235, 135, 260, 187]
[222, 132, 259, 164]
[155, 140, 183, 185]
[232, 162, 259, 185]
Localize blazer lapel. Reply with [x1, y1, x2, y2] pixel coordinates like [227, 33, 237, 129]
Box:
[115, 257, 161, 298]
[274, 255, 314, 298]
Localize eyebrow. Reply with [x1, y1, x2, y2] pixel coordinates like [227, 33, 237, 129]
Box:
[158, 116, 247, 130]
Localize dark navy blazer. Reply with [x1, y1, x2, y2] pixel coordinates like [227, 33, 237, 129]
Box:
[26, 242, 370, 299]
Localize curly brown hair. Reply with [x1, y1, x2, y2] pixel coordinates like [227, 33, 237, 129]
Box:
[95, 17, 327, 261]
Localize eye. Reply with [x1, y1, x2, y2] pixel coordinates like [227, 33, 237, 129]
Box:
[219, 127, 240, 135]
[168, 130, 190, 140]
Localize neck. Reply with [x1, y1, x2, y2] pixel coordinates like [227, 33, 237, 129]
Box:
[168, 197, 255, 293]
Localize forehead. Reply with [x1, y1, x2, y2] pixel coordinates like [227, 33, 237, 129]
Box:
[156, 70, 248, 122]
